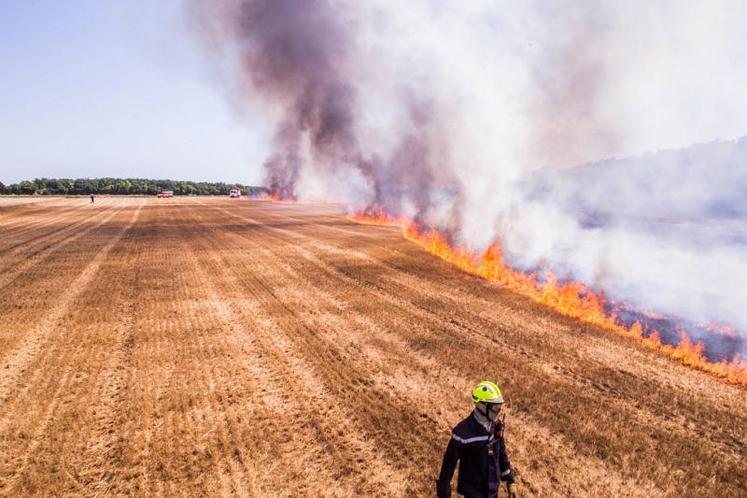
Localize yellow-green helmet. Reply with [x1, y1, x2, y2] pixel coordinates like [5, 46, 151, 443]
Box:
[471, 381, 504, 404]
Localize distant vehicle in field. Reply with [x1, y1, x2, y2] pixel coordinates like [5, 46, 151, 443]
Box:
[229, 188, 241, 198]
[157, 190, 174, 198]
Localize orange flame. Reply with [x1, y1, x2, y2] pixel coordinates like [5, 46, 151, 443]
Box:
[351, 211, 747, 387]
[257, 193, 293, 203]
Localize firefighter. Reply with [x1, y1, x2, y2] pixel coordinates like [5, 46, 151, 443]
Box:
[437, 381, 516, 498]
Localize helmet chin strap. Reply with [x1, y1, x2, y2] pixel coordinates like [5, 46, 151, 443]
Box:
[487, 406, 498, 422]
[477, 403, 500, 423]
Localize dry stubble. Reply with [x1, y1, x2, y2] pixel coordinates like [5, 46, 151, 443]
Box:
[0, 197, 745, 497]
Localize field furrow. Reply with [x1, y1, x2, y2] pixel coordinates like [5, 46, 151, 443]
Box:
[0, 203, 142, 403]
[0, 202, 143, 496]
[186, 205, 413, 496]
[0, 202, 99, 253]
[0, 203, 124, 290]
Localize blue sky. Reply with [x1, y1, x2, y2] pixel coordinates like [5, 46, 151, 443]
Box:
[0, 0, 267, 185]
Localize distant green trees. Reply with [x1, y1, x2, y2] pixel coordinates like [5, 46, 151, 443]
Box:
[12, 181, 37, 195]
[0, 178, 268, 196]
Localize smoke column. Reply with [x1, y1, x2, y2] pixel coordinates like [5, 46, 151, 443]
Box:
[190, 0, 747, 358]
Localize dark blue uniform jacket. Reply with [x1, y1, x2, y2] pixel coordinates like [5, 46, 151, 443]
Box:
[436, 414, 514, 498]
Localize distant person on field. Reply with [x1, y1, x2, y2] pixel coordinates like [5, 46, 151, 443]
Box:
[437, 381, 516, 498]
[90, 194, 95, 204]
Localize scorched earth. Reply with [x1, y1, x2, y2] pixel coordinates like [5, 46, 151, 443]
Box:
[0, 197, 744, 497]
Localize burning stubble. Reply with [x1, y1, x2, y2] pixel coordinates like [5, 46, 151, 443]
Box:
[190, 0, 747, 360]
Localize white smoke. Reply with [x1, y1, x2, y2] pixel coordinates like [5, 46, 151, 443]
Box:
[192, 0, 747, 355]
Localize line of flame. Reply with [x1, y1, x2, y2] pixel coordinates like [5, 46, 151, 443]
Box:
[257, 194, 293, 203]
[350, 211, 747, 387]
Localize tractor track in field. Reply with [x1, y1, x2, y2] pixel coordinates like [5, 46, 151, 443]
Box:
[0, 202, 96, 252]
[76, 206, 148, 496]
[0, 203, 125, 291]
[186, 204, 413, 496]
[0, 200, 79, 229]
[0, 201, 119, 258]
[0, 198, 744, 497]
[0, 203, 142, 409]
[0, 202, 143, 497]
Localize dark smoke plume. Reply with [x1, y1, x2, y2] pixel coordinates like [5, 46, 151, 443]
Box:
[191, 0, 456, 221]
[191, 1, 747, 358]
[213, 0, 362, 199]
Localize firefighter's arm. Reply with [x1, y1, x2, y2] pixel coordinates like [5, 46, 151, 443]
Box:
[498, 437, 515, 484]
[436, 437, 460, 498]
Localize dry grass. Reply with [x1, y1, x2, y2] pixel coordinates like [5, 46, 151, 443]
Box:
[0, 196, 745, 497]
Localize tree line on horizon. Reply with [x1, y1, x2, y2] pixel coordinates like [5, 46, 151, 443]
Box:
[0, 178, 268, 196]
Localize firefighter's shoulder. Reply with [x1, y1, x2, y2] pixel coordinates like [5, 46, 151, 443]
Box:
[450, 415, 488, 445]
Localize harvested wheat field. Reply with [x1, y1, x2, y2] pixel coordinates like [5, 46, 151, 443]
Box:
[0, 196, 745, 497]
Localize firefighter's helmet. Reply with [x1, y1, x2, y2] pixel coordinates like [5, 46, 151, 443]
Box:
[471, 381, 504, 404]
